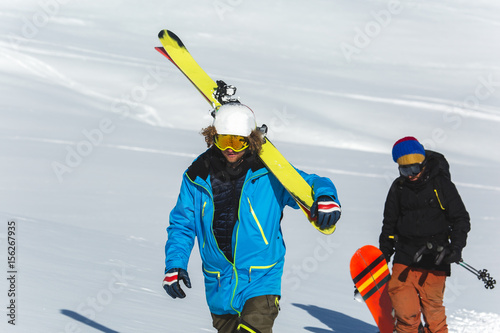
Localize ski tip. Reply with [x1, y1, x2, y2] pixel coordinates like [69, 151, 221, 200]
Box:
[158, 29, 167, 39]
[158, 29, 185, 48]
[155, 46, 173, 61]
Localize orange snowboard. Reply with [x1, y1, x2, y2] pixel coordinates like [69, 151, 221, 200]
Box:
[350, 245, 394, 333]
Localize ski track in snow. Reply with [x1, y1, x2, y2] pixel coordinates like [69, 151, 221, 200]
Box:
[14, 134, 500, 196]
[4, 136, 199, 159]
[8, 134, 500, 193]
[0, 40, 166, 126]
[211, 72, 500, 123]
[287, 85, 500, 123]
[0, 38, 156, 68]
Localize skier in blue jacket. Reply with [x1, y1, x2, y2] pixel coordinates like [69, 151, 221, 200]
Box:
[162, 102, 341, 333]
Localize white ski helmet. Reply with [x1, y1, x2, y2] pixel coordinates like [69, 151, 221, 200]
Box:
[213, 103, 256, 137]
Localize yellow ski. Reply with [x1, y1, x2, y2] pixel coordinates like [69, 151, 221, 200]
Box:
[157, 30, 220, 107]
[156, 30, 335, 234]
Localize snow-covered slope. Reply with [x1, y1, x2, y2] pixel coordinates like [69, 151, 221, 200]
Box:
[1, 1, 499, 332]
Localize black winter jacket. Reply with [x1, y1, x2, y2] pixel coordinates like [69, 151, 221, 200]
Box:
[379, 150, 470, 275]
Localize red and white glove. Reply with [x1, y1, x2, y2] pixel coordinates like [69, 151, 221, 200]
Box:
[163, 268, 191, 299]
[311, 196, 341, 230]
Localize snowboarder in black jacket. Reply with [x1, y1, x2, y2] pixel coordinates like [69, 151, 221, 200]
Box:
[379, 136, 470, 333]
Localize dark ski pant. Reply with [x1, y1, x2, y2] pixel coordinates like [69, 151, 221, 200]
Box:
[388, 263, 448, 333]
[211, 295, 280, 333]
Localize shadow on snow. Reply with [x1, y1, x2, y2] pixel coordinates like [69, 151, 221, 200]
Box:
[293, 303, 377, 333]
[60, 309, 120, 333]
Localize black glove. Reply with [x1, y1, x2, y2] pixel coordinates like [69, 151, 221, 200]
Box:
[162, 268, 191, 299]
[310, 196, 341, 230]
[435, 245, 462, 265]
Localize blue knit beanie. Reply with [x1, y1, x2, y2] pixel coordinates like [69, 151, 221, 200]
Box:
[392, 137, 425, 165]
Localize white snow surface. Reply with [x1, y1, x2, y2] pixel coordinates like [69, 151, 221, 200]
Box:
[1, 0, 499, 332]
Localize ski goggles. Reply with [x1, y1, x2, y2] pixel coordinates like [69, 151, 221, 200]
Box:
[398, 163, 423, 177]
[214, 134, 249, 152]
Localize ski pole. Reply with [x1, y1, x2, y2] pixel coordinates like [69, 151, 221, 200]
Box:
[457, 259, 496, 290]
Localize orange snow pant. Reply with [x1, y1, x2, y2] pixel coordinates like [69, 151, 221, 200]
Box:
[388, 264, 448, 333]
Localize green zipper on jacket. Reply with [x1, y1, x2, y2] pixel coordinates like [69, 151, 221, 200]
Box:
[249, 262, 277, 282]
[203, 267, 221, 288]
[230, 170, 267, 315]
[202, 201, 207, 248]
[202, 201, 207, 217]
[186, 174, 214, 252]
[188, 172, 242, 262]
[247, 198, 269, 245]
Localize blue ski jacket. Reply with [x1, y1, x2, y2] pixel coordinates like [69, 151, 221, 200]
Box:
[165, 149, 339, 315]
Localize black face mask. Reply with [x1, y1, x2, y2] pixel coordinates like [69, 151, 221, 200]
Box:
[399, 163, 423, 177]
[210, 148, 252, 181]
